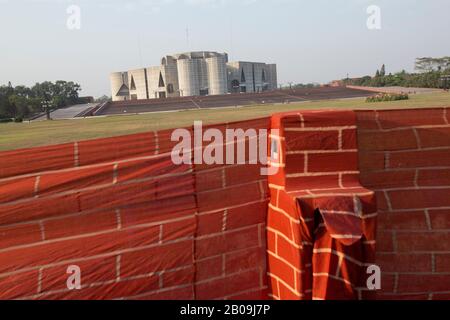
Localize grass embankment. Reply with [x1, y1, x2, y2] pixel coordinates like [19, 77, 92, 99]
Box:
[1, 92, 449, 152]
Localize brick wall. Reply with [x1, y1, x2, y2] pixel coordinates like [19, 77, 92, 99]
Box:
[266, 110, 377, 300]
[0, 120, 269, 300]
[0, 107, 449, 300]
[356, 107, 450, 300]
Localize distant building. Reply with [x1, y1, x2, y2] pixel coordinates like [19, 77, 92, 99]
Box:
[110, 51, 277, 102]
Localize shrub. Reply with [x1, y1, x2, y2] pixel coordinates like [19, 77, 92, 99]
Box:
[366, 93, 409, 103]
[0, 118, 13, 123]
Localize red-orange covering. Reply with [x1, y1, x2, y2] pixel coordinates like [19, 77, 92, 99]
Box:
[267, 110, 377, 300]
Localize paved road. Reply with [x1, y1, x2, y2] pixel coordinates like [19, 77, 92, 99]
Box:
[34, 103, 95, 120]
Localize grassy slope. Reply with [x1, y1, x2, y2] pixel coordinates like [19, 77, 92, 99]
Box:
[1, 92, 449, 152]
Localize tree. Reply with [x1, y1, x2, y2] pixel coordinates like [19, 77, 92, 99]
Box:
[0, 80, 82, 120]
[95, 95, 111, 103]
[415, 57, 450, 73]
[375, 70, 380, 77]
[380, 64, 386, 77]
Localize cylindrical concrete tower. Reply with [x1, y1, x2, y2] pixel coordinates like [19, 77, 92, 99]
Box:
[177, 58, 199, 97]
[110, 72, 129, 102]
[206, 55, 228, 96]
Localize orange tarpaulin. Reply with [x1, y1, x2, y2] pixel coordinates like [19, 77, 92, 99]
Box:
[0, 113, 378, 300]
[267, 110, 377, 300]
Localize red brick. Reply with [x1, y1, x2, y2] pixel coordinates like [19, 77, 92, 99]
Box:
[158, 127, 193, 155]
[389, 149, 450, 169]
[133, 285, 194, 300]
[226, 201, 267, 231]
[267, 253, 295, 289]
[77, 132, 156, 166]
[285, 154, 305, 174]
[397, 274, 450, 293]
[377, 108, 447, 129]
[287, 174, 340, 191]
[417, 127, 450, 148]
[433, 292, 450, 300]
[195, 169, 223, 192]
[44, 210, 117, 240]
[276, 235, 301, 270]
[380, 274, 396, 293]
[377, 211, 428, 230]
[40, 257, 117, 292]
[226, 288, 267, 300]
[0, 143, 75, 179]
[375, 192, 389, 211]
[117, 156, 190, 183]
[120, 195, 196, 228]
[268, 206, 294, 242]
[378, 293, 429, 300]
[196, 269, 260, 300]
[120, 240, 193, 277]
[39, 165, 113, 197]
[79, 181, 157, 212]
[358, 152, 385, 171]
[429, 209, 450, 229]
[360, 170, 416, 189]
[388, 189, 450, 210]
[0, 223, 42, 250]
[397, 232, 450, 252]
[162, 217, 196, 242]
[278, 281, 302, 300]
[225, 247, 265, 275]
[40, 275, 160, 300]
[341, 128, 357, 150]
[0, 193, 81, 226]
[418, 169, 450, 187]
[376, 230, 394, 252]
[355, 111, 379, 130]
[299, 110, 356, 128]
[0, 270, 38, 299]
[285, 131, 339, 151]
[162, 266, 195, 288]
[267, 229, 276, 253]
[155, 176, 195, 200]
[0, 226, 160, 274]
[376, 253, 432, 272]
[197, 182, 262, 212]
[0, 176, 36, 203]
[307, 152, 357, 172]
[198, 212, 223, 236]
[195, 225, 260, 259]
[196, 256, 223, 281]
[358, 129, 418, 151]
[435, 254, 450, 273]
[225, 165, 264, 186]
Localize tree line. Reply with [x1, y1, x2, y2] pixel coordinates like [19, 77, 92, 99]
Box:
[344, 57, 450, 88]
[0, 81, 81, 121]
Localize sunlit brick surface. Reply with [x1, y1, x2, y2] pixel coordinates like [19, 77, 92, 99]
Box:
[357, 107, 450, 300]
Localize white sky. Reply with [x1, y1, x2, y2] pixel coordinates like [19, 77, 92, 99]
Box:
[0, 0, 449, 97]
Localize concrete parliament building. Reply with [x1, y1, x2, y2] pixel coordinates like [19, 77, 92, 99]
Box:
[110, 51, 277, 102]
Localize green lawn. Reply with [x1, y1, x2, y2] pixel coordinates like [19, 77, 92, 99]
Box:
[1, 92, 449, 152]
